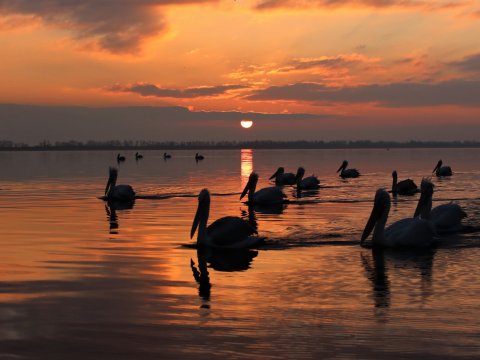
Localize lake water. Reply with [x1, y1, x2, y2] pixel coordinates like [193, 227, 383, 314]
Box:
[0, 148, 479, 359]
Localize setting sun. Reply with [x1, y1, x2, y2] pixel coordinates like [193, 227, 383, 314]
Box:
[240, 120, 253, 129]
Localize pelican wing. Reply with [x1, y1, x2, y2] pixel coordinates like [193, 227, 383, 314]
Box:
[436, 166, 452, 177]
[299, 176, 320, 189]
[253, 186, 285, 205]
[111, 185, 135, 201]
[207, 216, 257, 247]
[397, 179, 418, 195]
[384, 218, 435, 248]
[430, 203, 466, 233]
[341, 169, 360, 178]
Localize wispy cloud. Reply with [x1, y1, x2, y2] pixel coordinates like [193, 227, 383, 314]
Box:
[109, 83, 248, 98]
[247, 80, 480, 107]
[0, 0, 218, 54]
[279, 54, 379, 72]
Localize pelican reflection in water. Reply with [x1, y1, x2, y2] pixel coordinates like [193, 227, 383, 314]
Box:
[433, 159, 452, 177]
[391, 170, 418, 196]
[414, 179, 467, 234]
[337, 160, 360, 178]
[103, 167, 135, 203]
[191, 189, 264, 248]
[361, 189, 435, 248]
[241, 172, 286, 206]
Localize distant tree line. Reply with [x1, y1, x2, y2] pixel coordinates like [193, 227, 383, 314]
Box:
[0, 139, 479, 151]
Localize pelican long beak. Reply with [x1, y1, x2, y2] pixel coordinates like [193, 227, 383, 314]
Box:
[361, 202, 383, 245]
[432, 161, 441, 173]
[413, 192, 428, 218]
[240, 177, 253, 200]
[190, 204, 201, 239]
[269, 170, 278, 180]
[336, 163, 345, 173]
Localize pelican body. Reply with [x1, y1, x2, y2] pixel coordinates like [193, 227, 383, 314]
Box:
[433, 160, 452, 177]
[269, 167, 297, 185]
[195, 153, 204, 161]
[104, 167, 135, 202]
[391, 170, 418, 195]
[361, 189, 435, 248]
[163, 152, 172, 159]
[241, 172, 286, 205]
[135, 152, 143, 160]
[117, 153, 126, 162]
[337, 160, 360, 178]
[191, 189, 263, 248]
[296, 167, 320, 190]
[414, 179, 466, 234]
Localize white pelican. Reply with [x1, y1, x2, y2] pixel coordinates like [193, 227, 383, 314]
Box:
[433, 160, 452, 177]
[240, 172, 286, 205]
[163, 152, 172, 159]
[337, 160, 360, 178]
[135, 152, 143, 160]
[191, 189, 263, 248]
[414, 179, 467, 234]
[195, 153, 205, 161]
[391, 170, 418, 196]
[104, 167, 135, 202]
[117, 153, 126, 162]
[361, 189, 435, 248]
[269, 167, 298, 185]
[296, 167, 320, 190]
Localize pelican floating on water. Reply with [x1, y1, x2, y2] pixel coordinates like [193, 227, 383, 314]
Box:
[337, 160, 360, 178]
[117, 153, 126, 162]
[104, 167, 135, 202]
[391, 170, 418, 195]
[195, 153, 204, 161]
[296, 167, 320, 190]
[191, 189, 263, 248]
[135, 152, 143, 160]
[269, 167, 298, 185]
[163, 152, 172, 159]
[240, 172, 286, 205]
[361, 189, 435, 248]
[433, 160, 452, 177]
[414, 179, 467, 234]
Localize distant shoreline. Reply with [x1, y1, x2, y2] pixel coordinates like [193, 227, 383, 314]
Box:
[1, 140, 480, 151]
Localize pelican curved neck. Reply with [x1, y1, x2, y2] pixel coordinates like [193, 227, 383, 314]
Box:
[392, 174, 398, 192]
[196, 201, 210, 246]
[372, 202, 389, 246]
[248, 179, 257, 202]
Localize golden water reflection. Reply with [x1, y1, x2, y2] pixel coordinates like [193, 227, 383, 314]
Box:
[240, 148, 253, 187]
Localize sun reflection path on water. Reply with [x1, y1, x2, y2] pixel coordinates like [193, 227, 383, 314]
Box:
[241, 149, 253, 188]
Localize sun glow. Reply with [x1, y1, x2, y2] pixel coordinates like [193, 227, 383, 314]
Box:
[240, 120, 253, 129]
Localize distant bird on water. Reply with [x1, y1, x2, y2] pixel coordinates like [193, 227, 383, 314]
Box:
[295, 167, 320, 190]
[361, 188, 435, 248]
[391, 170, 418, 196]
[117, 153, 126, 162]
[164, 152, 172, 159]
[269, 167, 298, 185]
[104, 167, 135, 202]
[195, 153, 204, 161]
[240, 172, 286, 205]
[191, 189, 263, 248]
[135, 152, 143, 160]
[433, 160, 452, 177]
[337, 160, 360, 178]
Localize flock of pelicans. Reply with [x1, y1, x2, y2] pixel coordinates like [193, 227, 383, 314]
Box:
[102, 155, 468, 250]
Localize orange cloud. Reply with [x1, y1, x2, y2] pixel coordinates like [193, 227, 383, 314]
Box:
[108, 83, 249, 98]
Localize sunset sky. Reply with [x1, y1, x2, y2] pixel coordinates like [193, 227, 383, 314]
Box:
[0, 0, 479, 143]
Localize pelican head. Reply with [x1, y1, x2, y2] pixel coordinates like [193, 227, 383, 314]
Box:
[361, 189, 390, 245]
[414, 178, 434, 218]
[433, 160, 443, 173]
[191, 189, 211, 241]
[269, 167, 285, 180]
[105, 167, 118, 196]
[240, 172, 259, 200]
[337, 160, 348, 173]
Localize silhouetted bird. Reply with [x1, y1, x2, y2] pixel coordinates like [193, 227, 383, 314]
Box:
[135, 152, 143, 160]
[195, 153, 204, 161]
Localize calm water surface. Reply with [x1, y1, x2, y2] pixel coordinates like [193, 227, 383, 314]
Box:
[0, 148, 479, 359]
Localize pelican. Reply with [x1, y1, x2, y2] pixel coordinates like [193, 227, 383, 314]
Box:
[163, 152, 172, 159]
[240, 172, 286, 205]
[135, 152, 143, 160]
[269, 167, 298, 185]
[391, 170, 418, 195]
[117, 153, 126, 162]
[361, 189, 435, 248]
[337, 160, 360, 178]
[433, 160, 452, 177]
[414, 179, 467, 234]
[296, 167, 320, 190]
[195, 153, 204, 161]
[191, 189, 263, 248]
[104, 167, 135, 202]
